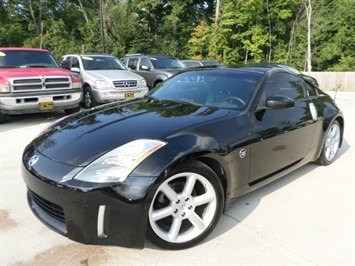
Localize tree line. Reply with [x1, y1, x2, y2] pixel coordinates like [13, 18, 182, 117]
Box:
[1, 0, 354, 71]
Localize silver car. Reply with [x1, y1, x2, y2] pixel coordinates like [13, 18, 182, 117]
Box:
[61, 54, 149, 108]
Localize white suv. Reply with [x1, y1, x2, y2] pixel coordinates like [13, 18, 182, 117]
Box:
[61, 54, 148, 108]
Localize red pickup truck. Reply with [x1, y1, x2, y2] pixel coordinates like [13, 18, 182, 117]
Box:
[0, 47, 82, 123]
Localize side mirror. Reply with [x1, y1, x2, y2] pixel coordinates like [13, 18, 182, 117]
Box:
[71, 67, 80, 73]
[141, 65, 150, 71]
[266, 95, 294, 109]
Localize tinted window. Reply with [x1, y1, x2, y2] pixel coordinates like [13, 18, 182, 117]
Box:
[150, 57, 185, 69]
[128, 58, 138, 69]
[305, 82, 318, 97]
[81, 56, 126, 70]
[264, 72, 305, 100]
[183, 61, 202, 68]
[139, 58, 150, 69]
[150, 70, 262, 109]
[72, 57, 80, 68]
[0, 50, 59, 68]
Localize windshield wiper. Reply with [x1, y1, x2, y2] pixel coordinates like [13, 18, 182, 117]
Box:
[22, 65, 48, 68]
[0, 65, 18, 68]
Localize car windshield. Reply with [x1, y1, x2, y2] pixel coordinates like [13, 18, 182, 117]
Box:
[81, 55, 127, 70]
[150, 57, 185, 69]
[149, 69, 262, 110]
[202, 61, 221, 66]
[183, 61, 202, 68]
[0, 50, 60, 68]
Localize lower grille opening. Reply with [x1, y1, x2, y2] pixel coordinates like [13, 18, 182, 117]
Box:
[28, 190, 65, 223]
[53, 95, 71, 101]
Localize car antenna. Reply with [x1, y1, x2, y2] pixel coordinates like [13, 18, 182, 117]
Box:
[333, 86, 340, 101]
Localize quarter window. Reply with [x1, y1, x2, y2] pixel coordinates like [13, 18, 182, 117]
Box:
[305, 82, 318, 97]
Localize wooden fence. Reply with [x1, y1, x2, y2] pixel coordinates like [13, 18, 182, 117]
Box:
[302, 72, 355, 91]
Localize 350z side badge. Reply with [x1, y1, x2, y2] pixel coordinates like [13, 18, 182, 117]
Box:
[239, 149, 246, 158]
[28, 155, 39, 167]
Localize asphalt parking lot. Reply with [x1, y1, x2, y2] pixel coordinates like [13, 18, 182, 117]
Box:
[1, 91, 354, 265]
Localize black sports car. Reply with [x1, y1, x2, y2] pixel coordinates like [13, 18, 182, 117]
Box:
[22, 66, 344, 250]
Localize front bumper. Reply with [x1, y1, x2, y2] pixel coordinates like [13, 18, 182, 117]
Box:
[0, 89, 82, 115]
[21, 152, 155, 249]
[91, 87, 148, 103]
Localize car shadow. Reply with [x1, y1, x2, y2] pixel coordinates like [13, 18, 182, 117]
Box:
[0, 111, 80, 133]
[144, 137, 350, 250]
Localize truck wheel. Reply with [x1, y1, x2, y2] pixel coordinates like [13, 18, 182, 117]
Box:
[0, 113, 7, 124]
[65, 105, 80, 115]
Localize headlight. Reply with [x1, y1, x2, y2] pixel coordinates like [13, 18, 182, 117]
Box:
[94, 80, 113, 90]
[72, 80, 81, 89]
[74, 139, 166, 183]
[139, 79, 147, 87]
[0, 84, 10, 93]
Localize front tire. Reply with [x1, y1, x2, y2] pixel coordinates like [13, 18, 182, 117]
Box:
[147, 160, 224, 249]
[65, 105, 80, 115]
[316, 120, 341, 165]
[0, 113, 8, 124]
[84, 87, 99, 108]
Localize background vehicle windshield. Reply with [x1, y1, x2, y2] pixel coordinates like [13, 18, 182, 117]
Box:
[150, 57, 185, 69]
[150, 70, 262, 109]
[81, 56, 127, 70]
[0, 50, 59, 68]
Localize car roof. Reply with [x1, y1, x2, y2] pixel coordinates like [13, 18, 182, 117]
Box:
[124, 54, 177, 59]
[0, 47, 49, 52]
[247, 63, 301, 74]
[64, 53, 115, 57]
[181, 59, 201, 62]
[182, 65, 270, 75]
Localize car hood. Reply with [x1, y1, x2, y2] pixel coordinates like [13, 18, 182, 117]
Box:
[0, 67, 71, 78]
[32, 99, 229, 166]
[84, 69, 142, 81]
[154, 69, 184, 76]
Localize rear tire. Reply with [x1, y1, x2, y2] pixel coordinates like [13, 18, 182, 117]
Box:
[316, 120, 341, 165]
[147, 160, 224, 250]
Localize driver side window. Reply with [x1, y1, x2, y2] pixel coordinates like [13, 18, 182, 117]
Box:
[264, 72, 305, 100]
[139, 58, 150, 70]
[71, 57, 80, 69]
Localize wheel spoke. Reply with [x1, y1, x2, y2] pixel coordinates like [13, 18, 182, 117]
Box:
[188, 212, 206, 231]
[151, 206, 173, 221]
[148, 167, 222, 247]
[160, 182, 179, 202]
[182, 174, 197, 196]
[331, 126, 338, 138]
[324, 124, 340, 161]
[168, 217, 182, 241]
[194, 191, 216, 206]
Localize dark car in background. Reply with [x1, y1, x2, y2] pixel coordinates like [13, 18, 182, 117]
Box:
[181, 59, 221, 68]
[22, 66, 343, 250]
[121, 54, 186, 89]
